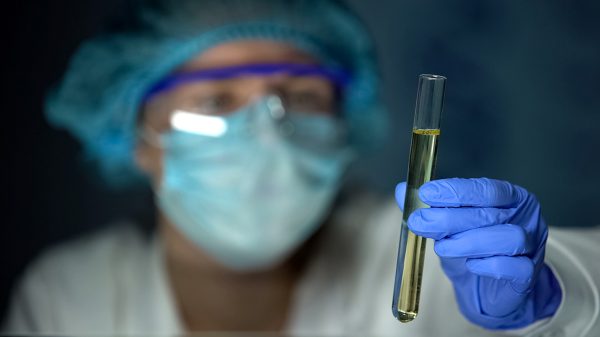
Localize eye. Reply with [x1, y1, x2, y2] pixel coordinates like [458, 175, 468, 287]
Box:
[196, 94, 235, 115]
[287, 91, 333, 112]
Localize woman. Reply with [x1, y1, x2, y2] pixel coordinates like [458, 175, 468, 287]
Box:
[4, 0, 599, 336]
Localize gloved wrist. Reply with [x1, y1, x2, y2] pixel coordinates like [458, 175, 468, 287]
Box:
[526, 264, 562, 324]
[449, 262, 562, 330]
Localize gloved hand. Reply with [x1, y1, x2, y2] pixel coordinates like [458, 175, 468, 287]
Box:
[395, 178, 562, 330]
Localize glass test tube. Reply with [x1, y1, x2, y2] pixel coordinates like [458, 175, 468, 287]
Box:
[392, 74, 446, 323]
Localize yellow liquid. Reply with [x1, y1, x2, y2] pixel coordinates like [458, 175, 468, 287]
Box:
[396, 128, 440, 322]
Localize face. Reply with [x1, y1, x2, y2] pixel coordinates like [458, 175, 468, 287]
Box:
[135, 40, 338, 183]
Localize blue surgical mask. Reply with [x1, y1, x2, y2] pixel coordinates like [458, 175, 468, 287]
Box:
[156, 96, 354, 271]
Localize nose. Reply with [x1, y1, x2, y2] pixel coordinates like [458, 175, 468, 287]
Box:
[265, 95, 286, 120]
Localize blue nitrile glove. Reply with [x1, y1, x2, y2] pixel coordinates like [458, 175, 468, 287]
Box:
[395, 178, 562, 330]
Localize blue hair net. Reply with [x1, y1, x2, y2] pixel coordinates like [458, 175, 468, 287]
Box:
[46, 0, 387, 187]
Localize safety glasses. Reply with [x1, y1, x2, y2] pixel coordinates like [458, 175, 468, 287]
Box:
[139, 63, 351, 143]
[140, 94, 349, 153]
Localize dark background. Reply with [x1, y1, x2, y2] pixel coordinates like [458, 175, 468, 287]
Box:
[3, 0, 600, 323]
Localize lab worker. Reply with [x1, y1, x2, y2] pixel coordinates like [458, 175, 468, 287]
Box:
[4, 0, 600, 336]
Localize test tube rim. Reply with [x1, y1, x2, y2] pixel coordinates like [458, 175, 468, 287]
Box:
[419, 74, 447, 81]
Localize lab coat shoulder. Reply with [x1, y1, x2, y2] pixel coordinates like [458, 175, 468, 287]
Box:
[2, 223, 158, 334]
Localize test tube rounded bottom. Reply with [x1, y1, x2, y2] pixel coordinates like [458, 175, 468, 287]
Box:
[396, 310, 417, 323]
[396, 228, 427, 322]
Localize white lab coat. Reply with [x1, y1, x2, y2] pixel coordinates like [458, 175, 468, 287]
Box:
[3, 195, 600, 336]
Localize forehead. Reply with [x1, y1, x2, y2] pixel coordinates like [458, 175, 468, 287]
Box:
[177, 40, 320, 72]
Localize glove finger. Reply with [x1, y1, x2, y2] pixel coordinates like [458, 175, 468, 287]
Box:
[395, 182, 407, 212]
[419, 178, 526, 208]
[466, 256, 534, 287]
[408, 207, 515, 240]
[434, 224, 530, 258]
